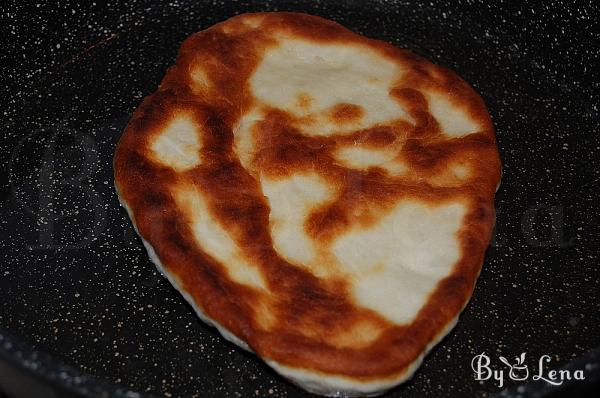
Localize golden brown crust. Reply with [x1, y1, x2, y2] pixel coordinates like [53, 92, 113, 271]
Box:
[114, 12, 501, 381]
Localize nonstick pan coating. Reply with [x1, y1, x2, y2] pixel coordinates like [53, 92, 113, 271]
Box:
[1, 1, 599, 397]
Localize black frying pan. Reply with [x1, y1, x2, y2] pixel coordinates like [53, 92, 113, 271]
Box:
[1, 1, 599, 397]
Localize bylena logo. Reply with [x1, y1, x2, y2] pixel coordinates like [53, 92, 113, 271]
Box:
[471, 352, 585, 388]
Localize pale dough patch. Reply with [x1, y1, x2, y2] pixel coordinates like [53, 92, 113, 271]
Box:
[174, 183, 267, 290]
[151, 114, 202, 171]
[260, 173, 336, 278]
[425, 91, 481, 137]
[250, 39, 412, 136]
[334, 146, 407, 176]
[332, 200, 465, 324]
[233, 109, 263, 172]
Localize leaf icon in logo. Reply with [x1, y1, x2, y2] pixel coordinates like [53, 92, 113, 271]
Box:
[499, 353, 529, 381]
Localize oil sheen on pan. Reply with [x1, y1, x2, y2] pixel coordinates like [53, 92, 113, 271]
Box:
[113, 12, 502, 396]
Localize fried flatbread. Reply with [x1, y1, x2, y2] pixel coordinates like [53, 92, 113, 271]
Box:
[114, 12, 501, 396]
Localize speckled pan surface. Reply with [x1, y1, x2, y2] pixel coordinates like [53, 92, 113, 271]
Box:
[0, 1, 599, 398]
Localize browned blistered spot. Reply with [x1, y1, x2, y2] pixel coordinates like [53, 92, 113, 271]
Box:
[338, 123, 413, 151]
[114, 12, 501, 382]
[329, 103, 364, 123]
[296, 92, 313, 109]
